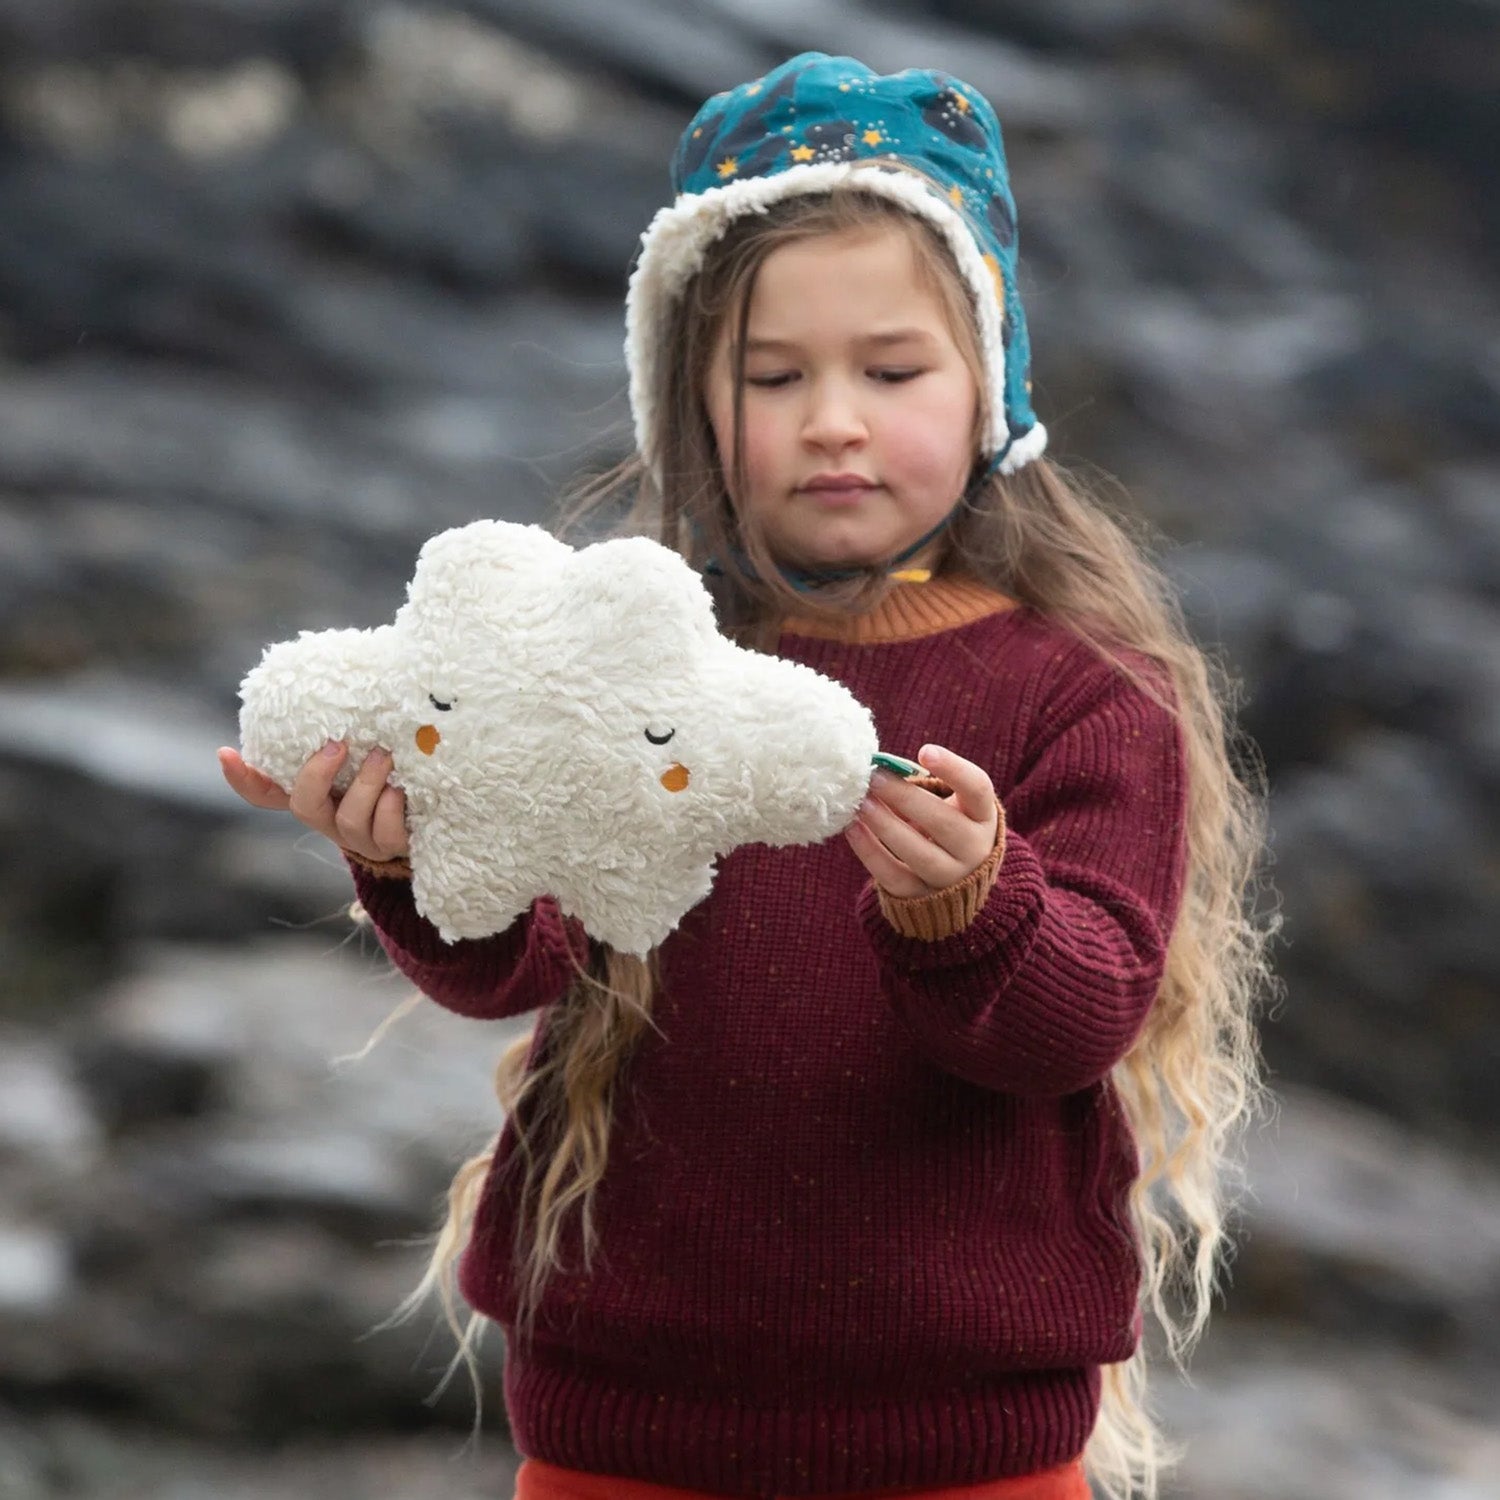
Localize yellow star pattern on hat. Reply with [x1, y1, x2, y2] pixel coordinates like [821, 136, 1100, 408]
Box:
[790, 144, 816, 162]
[716, 157, 739, 178]
[953, 92, 972, 113]
[948, 185, 965, 208]
[861, 128, 884, 146]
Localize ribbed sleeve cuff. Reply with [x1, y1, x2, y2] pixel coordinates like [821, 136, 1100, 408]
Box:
[343, 854, 592, 1019]
[344, 852, 446, 957]
[876, 795, 1007, 942]
[342, 848, 412, 879]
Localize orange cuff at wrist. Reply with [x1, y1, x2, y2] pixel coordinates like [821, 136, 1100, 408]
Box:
[343, 848, 413, 880]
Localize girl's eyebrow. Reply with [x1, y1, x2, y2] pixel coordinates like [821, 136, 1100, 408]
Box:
[740, 328, 938, 354]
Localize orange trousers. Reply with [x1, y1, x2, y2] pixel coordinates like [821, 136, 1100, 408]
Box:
[514, 1455, 1089, 1500]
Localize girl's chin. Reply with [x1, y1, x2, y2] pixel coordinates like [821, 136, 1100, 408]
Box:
[787, 547, 887, 572]
[794, 537, 913, 572]
[780, 523, 898, 567]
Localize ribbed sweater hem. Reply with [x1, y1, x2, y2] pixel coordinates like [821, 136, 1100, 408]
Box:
[503, 1350, 1098, 1499]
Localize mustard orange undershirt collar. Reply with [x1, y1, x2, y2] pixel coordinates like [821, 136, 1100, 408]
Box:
[779, 572, 1020, 646]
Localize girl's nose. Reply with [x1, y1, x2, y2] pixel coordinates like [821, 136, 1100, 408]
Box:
[801, 378, 868, 448]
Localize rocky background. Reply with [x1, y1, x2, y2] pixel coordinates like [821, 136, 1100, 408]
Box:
[1, 1, 1498, 1496]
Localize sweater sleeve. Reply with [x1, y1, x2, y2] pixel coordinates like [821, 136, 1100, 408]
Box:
[347, 859, 589, 1021]
[855, 652, 1189, 1096]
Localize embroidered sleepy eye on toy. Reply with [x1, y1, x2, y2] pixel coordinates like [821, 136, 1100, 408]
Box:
[236, 519, 894, 956]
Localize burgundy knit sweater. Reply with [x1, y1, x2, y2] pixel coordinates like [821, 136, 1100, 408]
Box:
[348, 574, 1189, 1498]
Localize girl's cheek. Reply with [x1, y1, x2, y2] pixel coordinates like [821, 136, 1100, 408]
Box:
[708, 409, 763, 495]
[897, 398, 979, 476]
[887, 425, 967, 479]
[737, 416, 785, 487]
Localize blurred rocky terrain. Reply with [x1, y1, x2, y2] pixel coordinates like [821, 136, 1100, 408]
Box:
[0, 1, 1496, 1496]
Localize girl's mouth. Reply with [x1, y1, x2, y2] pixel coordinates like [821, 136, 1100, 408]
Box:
[800, 476, 878, 494]
[806, 485, 877, 508]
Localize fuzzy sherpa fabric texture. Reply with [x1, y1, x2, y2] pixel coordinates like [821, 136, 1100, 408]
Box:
[626, 50, 1046, 479]
[237, 520, 879, 955]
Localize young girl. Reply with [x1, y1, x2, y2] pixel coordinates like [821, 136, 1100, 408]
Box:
[221, 52, 1276, 1500]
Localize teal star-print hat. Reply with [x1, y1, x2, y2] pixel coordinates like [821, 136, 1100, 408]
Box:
[625, 50, 1046, 484]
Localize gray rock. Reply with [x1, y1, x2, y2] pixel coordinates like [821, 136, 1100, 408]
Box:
[1230, 1086, 1500, 1369]
[0, 1226, 71, 1315]
[0, 0, 359, 75]
[0, 1035, 102, 1165]
[1438, 464, 1500, 597]
[0, 1414, 520, 1500]
[1162, 544, 1297, 676]
[0, 674, 239, 814]
[1086, 287, 1365, 448]
[1150, 1086, 1500, 1493]
[294, 162, 534, 295]
[1257, 0, 1500, 232]
[0, 941, 527, 1436]
[691, 0, 1095, 130]
[458, 0, 772, 103]
[0, 365, 458, 530]
[1160, 1323, 1500, 1500]
[909, 0, 1232, 52]
[1265, 741, 1500, 1139]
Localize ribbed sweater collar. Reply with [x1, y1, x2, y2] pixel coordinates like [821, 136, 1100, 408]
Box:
[779, 572, 1019, 645]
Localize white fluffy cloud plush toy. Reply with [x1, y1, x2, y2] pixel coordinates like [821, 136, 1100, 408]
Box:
[238, 520, 881, 955]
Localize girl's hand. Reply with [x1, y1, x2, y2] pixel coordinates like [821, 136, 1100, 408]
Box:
[217, 742, 410, 863]
[845, 744, 999, 899]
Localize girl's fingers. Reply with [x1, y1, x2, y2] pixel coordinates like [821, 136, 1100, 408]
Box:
[370, 784, 411, 857]
[222, 740, 407, 860]
[916, 744, 996, 826]
[217, 747, 291, 811]
[331, 746, 394, 850]
[866, 769, 978, 864]
[855, 794, 967, 889]
[868, 771, 959, 846]
[287, 740, 349, 837]
[844, 818, 928, 899]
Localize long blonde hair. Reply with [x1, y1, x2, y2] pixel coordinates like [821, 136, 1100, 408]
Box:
[408, 167, 1280, 1497]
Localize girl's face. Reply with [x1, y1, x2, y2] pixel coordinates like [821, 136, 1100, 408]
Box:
[705, 224, 980, 576]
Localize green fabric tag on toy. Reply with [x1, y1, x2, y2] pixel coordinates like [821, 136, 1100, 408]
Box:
[871, 751, 924, 777]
